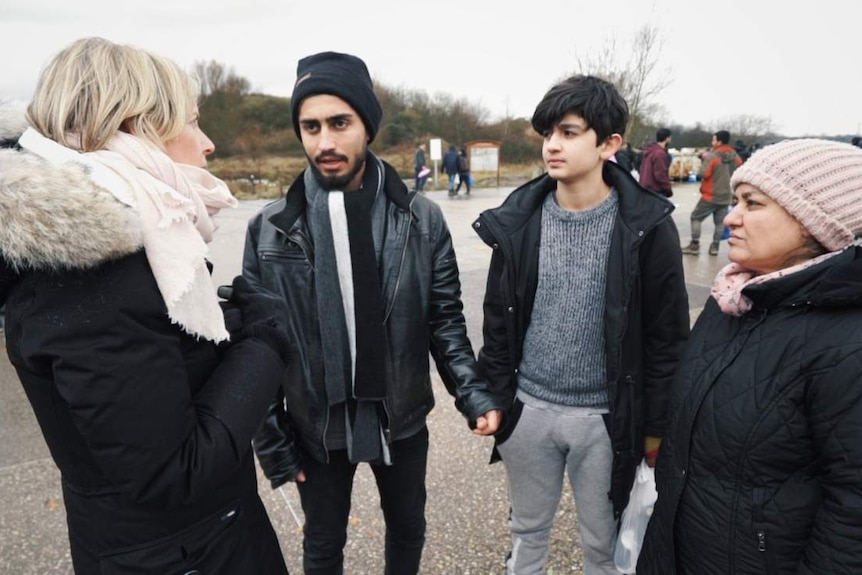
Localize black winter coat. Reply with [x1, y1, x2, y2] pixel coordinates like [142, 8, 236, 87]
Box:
[245, 159, 504, 483]
[442, 149, 460, 175]
[0, 143, 287, 574]
[473, 162, 690, 518]
[638, 248, 862, 574]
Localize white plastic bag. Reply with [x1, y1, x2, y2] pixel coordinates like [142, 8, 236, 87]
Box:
[614, 459, 658, 574]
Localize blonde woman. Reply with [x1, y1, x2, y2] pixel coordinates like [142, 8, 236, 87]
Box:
[0, 38, 290, 573]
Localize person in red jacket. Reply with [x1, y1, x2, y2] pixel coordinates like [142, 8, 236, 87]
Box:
[681, 130, 743, 256]
[639, 128, 674, 197]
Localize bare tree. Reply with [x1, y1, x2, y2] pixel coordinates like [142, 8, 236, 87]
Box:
[193, 60, 251, 96]
[573, 23, 673, 142]
[712, 114, 777, 140]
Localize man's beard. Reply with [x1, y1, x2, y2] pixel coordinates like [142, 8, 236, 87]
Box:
[308, 148, 367, 191]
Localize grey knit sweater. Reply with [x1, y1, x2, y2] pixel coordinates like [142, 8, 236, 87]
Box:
[517, 189, 618, 408]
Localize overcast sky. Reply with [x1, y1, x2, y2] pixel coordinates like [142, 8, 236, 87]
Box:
[1, 0, 857, 138]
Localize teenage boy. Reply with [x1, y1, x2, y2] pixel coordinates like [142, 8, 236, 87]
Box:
[473, 75, 690, 574]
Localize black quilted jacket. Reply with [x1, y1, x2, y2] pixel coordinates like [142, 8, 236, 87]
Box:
[638, 247, 862, 575]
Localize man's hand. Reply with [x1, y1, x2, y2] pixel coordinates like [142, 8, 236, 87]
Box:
[294, 470, 306, 483]
[472, 409, 503, 436]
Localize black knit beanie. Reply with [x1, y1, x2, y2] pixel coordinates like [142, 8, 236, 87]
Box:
[291, 51, 382, 143]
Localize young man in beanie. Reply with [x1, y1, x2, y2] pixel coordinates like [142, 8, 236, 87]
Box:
[244, 51, 504, 575]
[473, 75, 689, 574]
[681, 130, 743, 256]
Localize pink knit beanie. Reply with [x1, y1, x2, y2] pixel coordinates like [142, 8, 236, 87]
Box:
[730, 138, 862, 251]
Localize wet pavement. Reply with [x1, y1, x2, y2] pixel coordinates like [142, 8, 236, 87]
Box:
[0, 181, 724, 574]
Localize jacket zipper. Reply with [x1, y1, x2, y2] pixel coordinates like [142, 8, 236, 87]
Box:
[281, 228, 314, 266]
[723, 309, 770, 572]
[383, 203, 413, 323]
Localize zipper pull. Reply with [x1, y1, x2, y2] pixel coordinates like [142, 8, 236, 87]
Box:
[757, 530, 766, 552]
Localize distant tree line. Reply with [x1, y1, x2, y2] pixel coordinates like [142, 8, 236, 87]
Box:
[194, 60, 541, 163]
[195, 50, 851, 167]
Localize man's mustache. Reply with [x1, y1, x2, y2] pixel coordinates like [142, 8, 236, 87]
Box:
[315, 153, 348, 164]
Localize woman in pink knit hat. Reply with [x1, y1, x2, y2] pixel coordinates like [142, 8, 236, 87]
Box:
[637, 139, 862, 574]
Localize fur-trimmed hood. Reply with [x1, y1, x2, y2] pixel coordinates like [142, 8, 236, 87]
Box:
[0, 101, 29, 145]
[0, 107, 143, 278]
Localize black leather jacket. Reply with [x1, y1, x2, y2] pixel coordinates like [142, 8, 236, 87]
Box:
[245, 159, 503, 485]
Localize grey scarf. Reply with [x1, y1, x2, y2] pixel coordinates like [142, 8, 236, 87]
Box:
[305, 153, 391, 464]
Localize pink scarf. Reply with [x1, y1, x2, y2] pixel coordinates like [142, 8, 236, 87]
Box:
[710, 251, 844, 316]
[19, 127, 236, 342]
[86, 132, 237, 342]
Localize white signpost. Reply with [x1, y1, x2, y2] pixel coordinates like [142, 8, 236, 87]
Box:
[429, 138, 442, 187]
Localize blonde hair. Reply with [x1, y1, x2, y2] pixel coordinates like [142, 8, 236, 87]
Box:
[27, 37, 200, 152]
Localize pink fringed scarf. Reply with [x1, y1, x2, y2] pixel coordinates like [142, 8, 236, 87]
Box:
[90, 132, 237, 342]
[19, 128, 237, 342]
[710, 251, 844, 316]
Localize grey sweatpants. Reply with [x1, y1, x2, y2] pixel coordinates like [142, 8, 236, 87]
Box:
[689, 198, 729, 244]
[496, 392, 617, 575]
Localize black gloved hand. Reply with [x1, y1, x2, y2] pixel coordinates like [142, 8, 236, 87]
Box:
[219, 290, 244, 342]
[218, 276, 291, 363]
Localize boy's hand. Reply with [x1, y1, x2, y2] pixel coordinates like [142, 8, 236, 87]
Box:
[472, 409, 503, 435]
[645, 435, 662, 467]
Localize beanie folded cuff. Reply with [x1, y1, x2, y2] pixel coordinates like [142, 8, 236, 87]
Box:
[733, 169, 855, 251]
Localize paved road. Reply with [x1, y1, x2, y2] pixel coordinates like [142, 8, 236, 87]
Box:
[0, 182, 723, 574]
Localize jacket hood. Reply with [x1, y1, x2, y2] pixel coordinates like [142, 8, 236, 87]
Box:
[475, 160, 674, 244]
[712, 144, 739, 163]
[642, 142, 666, 158]
[0, 101, 28, 145]
[0, 106, 143, 285]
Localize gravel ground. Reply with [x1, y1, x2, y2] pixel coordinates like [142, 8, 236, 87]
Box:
[1, 182, 716, 574]
[259, 371, 586, 574]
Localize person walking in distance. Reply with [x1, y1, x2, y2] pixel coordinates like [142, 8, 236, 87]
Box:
[639, 128, 673, 197]
[413, 141, 428, 192]
[454, 147, 472, 197]
[244, 51, 504, 575]
[442, 144, 461, 197]
[681, 130, 743, 256]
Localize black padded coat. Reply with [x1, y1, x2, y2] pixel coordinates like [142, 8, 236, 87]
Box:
[638, 247, 862, 574]
[0, 142, 288, 574]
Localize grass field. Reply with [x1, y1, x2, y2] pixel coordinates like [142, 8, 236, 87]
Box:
[209, 149, 541, 200]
